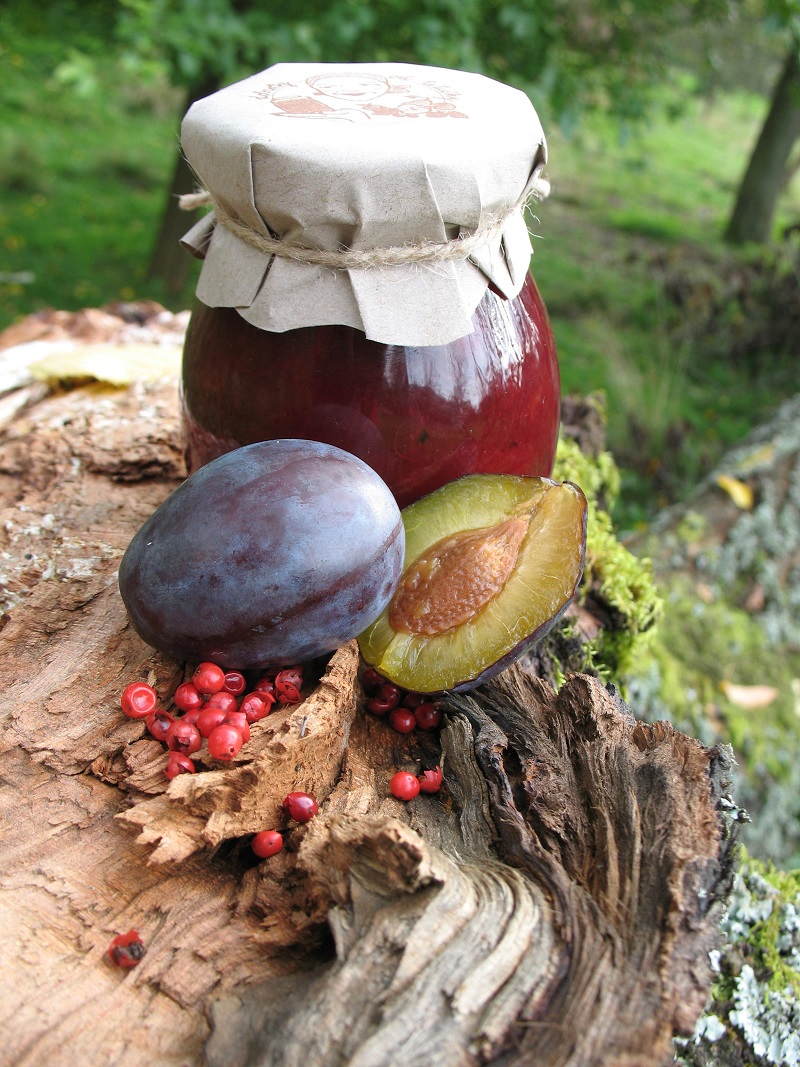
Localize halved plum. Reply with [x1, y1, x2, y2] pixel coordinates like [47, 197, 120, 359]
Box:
[358, 475, 587, 693]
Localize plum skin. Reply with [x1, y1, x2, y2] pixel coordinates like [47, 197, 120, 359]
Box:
[118, 440, 405, 668]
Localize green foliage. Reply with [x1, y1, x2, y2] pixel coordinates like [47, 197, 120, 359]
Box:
[0, 10, 191, 321]
[534, 84, 800, 528]
[555, 415, 622, 512]
[655, 237, 800, 371]
[116, 0, 731, 122]
[766, 0, 800, 43]
[4, 0, 118, 49]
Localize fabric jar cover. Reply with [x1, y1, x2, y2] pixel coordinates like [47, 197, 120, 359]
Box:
[180, 62, 548, 347]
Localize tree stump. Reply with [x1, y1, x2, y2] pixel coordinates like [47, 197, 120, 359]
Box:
[0, 310, 737, 1066]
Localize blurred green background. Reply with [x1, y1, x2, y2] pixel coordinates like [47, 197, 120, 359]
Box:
[2, 0, 798, 529]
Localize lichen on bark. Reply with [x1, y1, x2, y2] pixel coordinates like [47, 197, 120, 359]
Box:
[676, 854, 800, 1067]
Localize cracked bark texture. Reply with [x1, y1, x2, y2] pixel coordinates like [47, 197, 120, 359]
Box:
[0, 311, 737, 1067]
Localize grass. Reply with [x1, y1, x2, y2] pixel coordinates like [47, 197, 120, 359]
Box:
[0, 13, 193, 320]
[531, 87, 800, 525]
[1, 14, 798, 527]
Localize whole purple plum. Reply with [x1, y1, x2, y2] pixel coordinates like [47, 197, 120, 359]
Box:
[119, 440, 405, 668]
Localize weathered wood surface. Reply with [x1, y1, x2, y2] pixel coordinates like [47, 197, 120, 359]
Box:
[0, 308, 736, 1067]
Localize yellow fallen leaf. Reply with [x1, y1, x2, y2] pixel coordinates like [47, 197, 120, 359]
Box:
[715, 473, 754, 511]
[28, 342, 182, 386]
[720, 680, 779, 709]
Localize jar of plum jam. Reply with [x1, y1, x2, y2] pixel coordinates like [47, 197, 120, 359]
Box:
[178, 62, 560, 507]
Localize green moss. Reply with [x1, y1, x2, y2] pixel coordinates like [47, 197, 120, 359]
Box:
[553, 436, 662, 679]
[714, 853, 800, 998]
[554, 425, 621, 512]
[744, 861, 800, 999]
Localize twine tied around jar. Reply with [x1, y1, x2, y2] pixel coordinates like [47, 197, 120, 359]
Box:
[178, 178, 550, 270]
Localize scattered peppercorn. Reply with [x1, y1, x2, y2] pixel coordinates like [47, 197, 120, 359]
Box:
[390, 771, 421, 801]
[283, 791, 319, 822]
[251, 830, 284, 858]
[108, 930, 145, 968]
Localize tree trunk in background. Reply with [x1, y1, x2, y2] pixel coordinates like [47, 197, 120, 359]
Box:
[724, 46, 800, 244]
[147, 75, 221, 293]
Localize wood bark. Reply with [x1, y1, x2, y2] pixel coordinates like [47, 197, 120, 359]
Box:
[724, 46, 800, 245]
[0, 310, 738, 1066]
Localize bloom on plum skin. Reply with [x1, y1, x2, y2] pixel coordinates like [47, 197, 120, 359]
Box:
[118, 440, 405, 669]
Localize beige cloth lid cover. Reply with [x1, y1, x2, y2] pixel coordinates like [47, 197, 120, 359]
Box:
[180, 62, 548, 346]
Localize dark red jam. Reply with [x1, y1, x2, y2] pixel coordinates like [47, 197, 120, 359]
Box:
[180, 272, 560, 508]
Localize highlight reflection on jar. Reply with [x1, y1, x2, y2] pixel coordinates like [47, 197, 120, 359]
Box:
[180, 274, 560, 509]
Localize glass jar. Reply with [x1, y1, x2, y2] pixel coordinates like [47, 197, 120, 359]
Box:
[178, 61, 560, 505]
[180, 271, 559, 509]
